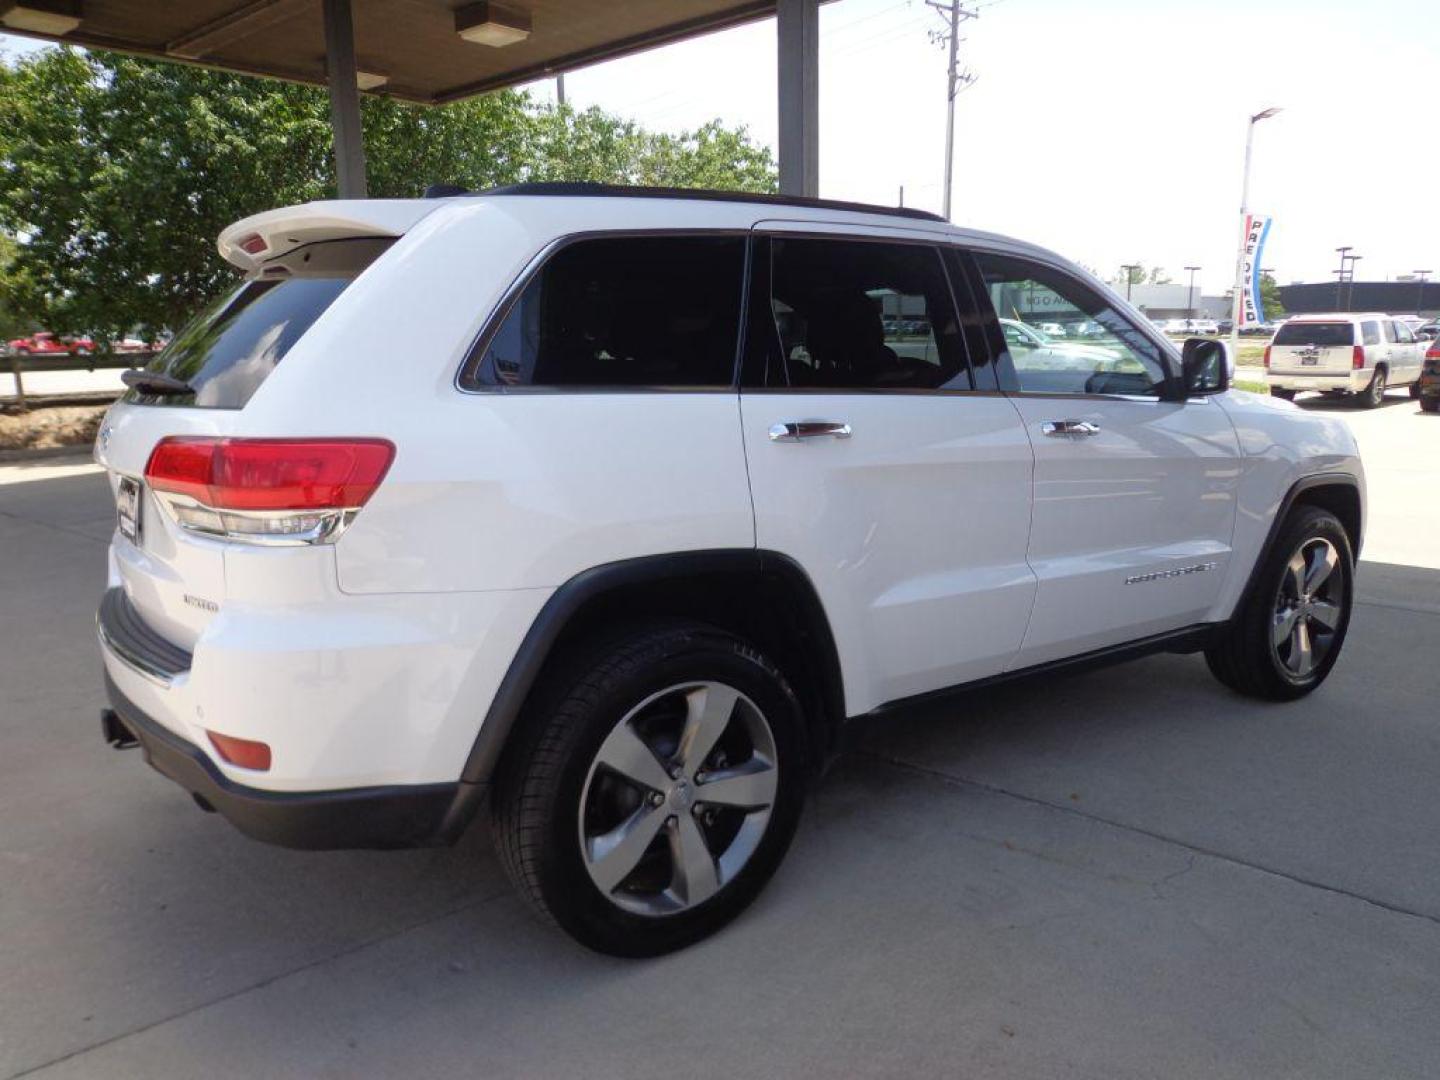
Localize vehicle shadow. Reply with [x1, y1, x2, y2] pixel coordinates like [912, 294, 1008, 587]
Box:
[1293, 391, 1417, 411]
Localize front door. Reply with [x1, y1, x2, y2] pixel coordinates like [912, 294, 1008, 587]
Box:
[738, 228, 1036, 714]
[965, 249, 1242, 668]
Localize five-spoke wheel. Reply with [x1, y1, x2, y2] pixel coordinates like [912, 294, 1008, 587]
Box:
[580, 681, 779, 916]
[1271, 537, 1346, 679]
[494, 622, 806, 956]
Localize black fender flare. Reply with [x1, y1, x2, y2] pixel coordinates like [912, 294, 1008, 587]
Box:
[1234, 471, 1363, 616]
[438, 549, 845, 840]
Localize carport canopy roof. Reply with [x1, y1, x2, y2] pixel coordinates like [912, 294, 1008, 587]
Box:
[0, 0, 784, 104]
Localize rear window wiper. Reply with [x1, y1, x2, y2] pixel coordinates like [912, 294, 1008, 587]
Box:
[121, 369, 195, 396]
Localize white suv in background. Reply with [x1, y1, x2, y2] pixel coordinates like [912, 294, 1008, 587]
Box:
[96, 185, 1364, 955]
[1266, 313, 1425, 405]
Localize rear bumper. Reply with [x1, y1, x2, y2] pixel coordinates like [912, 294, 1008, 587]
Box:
[1265, 370, 1368, 393]
[102, 671, 471, 849]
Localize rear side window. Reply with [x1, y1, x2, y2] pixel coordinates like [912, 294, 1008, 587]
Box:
[125, 238, 391, 409]
[1274, 322, 1354, 347]
[464, 235, 745, 388]
[1361, 321, 1382, 346]
[744, 236, 971, 391]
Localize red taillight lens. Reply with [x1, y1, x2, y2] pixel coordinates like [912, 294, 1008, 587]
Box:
[237, 232, 268, 256]
[207, 731, 272, 771]
[1352, 345, 1365, 369]
[145, 438, 395, 511]
[1427, 345, 1440, 360]
[1263, 345, 1271, 368]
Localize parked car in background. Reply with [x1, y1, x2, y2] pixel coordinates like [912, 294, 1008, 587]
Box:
[1156, 318, 1191, 334]
[1037, 321, 1068, 337]
[6, 331, 96, 356]
[1265, 313, 1424, 406]
[1414, 322, 1440, 341]
[1191, 318, 1220, 335]
[95, 184, 1365, 956]
[113, 337, 153, 355]
[1420, 340, 1440, 413]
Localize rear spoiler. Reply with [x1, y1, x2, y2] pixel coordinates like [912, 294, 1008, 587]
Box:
[217, 200, 442, 270]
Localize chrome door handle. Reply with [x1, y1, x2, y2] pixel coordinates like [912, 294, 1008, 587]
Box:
[769, 419, 853, 442]
[1041, 420, 1100, 438]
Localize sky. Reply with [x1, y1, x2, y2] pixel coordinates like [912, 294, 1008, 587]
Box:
[3, 0, 1436, 294]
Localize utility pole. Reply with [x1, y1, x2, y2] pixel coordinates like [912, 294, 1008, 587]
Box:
[1414, 270, 1431, 316]
[1121, 263, 1141, 302]
[1333, 248, 1361, 312]
[556, 73, 566, 107]
[927, 0, 977, 221]
[1184, 265, 1201, 323]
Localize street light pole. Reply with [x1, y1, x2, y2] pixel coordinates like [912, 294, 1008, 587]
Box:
[1230, 107, 1281, 358]
[1121, 263, 1141, 302]
[1184, 265, 1201, 325]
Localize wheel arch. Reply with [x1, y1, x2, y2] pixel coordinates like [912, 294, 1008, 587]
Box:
[454, 549, 846, 798]
[1238, 472, 1363, 611]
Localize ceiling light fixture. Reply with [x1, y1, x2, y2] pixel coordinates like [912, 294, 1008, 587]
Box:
[0, 0, 82, 35]
[454, 2, 531, 47]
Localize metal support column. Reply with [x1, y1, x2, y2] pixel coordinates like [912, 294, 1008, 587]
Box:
[323, 0, 368, 198]
[776, 0, 818, 198]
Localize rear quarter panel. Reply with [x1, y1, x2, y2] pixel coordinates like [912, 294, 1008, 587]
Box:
[235, 199, 757, 594]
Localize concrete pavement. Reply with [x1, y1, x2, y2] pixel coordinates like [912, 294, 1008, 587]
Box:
[2, 391, 1438, 1079]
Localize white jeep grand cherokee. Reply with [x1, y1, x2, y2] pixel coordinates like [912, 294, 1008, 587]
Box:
[96, 184, 1364, 956]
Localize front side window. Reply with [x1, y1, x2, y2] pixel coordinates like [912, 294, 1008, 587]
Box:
[971, 252, 1170, 396]
[747, 237, 970, 391]
[1394, 321, 1416, 344]
[464, 235, 745, 388]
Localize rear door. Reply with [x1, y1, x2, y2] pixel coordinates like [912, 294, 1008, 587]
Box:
[1388, 320, 1422, 384]
[1269, 319, 1357, 375]
[94, 237, 393, 649]
[738, 226, 1036, 712]
[964, 248, 1241, 667]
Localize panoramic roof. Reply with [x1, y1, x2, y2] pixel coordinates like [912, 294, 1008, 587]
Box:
[1, 0, 782, 104]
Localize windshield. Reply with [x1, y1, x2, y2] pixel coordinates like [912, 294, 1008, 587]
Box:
[125, 237, 392, 408]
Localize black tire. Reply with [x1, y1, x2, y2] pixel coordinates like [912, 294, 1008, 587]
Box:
[493, 620, 808, 957]
[1205, 506, 1354, 701]
[1269, 387, 1295, 401]
[1409, 381, 1421, 399]
[1421, 396, 1440, 414]
[1360, 367, 1386, 408]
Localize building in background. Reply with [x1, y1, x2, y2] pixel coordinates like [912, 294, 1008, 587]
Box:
[1278, 281, 1440, 318]
[1123, 284, 1231, 322]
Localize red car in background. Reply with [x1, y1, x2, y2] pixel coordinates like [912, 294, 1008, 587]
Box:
[6, 332, 96, 356]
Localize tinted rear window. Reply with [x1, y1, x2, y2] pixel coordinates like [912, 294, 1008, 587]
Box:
[463, 235, 745, 388]
[1273, 321, 1354, 347]
[125, 238, 391, 408]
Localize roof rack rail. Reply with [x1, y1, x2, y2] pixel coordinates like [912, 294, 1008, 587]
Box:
[422, 181, 948, 224]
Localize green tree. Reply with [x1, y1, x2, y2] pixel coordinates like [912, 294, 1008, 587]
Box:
[0, 49, 775, 340]
[0, 232, 29, 340]
[1259, 271, 1286, 319]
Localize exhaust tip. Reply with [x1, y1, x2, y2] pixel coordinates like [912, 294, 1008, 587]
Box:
[101, 709, 138, 750]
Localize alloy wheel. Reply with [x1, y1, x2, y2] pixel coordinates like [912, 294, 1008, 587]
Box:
[1271, 537, 1346, 680]
[578, 681, 779, 917]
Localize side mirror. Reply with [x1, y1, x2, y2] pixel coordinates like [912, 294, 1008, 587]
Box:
[1180, 337, 1229, 396]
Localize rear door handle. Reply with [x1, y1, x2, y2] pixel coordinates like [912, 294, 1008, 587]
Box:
[769, 419, 853, 442]
[1041, 420, 1100, 438]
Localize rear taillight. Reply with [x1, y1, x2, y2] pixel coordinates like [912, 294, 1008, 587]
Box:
[1427, 345, 1440, 360]
[1352, 345, 1365, 369]
[1263, 345, 1271, 368]
[144, 437, 394, 545]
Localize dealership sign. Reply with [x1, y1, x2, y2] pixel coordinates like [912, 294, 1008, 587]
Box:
[1240, 213, 1272, 327]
